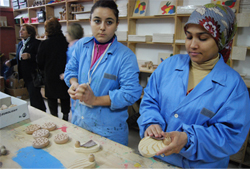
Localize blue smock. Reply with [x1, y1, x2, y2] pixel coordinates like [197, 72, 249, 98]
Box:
[137, 54, 250, 168]
[66, 41, 78, 116]
[64, 36, 142, 145]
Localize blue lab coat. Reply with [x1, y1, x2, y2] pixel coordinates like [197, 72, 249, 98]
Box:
[138, 54, 250, 168]
[66, 41, 78, 116]
[64, 36, 142, 145]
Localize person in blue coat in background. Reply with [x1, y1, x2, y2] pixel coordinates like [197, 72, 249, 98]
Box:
[137, 3, 250, 168]
[60, 23, 84, 117]
[64, 0, 142, 146]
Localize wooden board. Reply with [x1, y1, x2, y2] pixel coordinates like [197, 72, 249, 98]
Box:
[0, 105, 178, 169]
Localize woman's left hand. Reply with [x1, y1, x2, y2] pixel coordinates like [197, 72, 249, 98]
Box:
[21, 53, 31, 60]
[156, 131, 188, 156]
[75, 83, 97, 106]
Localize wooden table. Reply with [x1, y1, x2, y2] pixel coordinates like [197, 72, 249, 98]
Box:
[0, 106, 178, 169]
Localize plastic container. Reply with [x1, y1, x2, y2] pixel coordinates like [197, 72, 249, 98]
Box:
[22, 17, 29, 23]
[31, 17, 38, 23]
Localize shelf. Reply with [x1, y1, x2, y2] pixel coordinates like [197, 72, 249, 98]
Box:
[244, 79, 250, 88]
[59, 20, 67, 23]
[31, 22, 44, 25]
[176, 14, 191, 17]
[68, 19, 89, 23]
[128, 41, 173, 45]
[0, 26, 14, 28]
[29, 5, 45, 9]
[129, 15, 175, 20]
[13, 8, 28, 11]
[139, 69, 156, 74]
[67, 0, 92, 2]
[46, 1, 65, 7]
[118, 41, 127, 43]
[119, 16, 127, 20]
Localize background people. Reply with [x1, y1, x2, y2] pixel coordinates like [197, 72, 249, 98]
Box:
[5, 24, 46, 112]
[64, 0, 142, 145]
[60, 23, 84, 116]
[37, 17, 70, 121]
[137, 3, 250, 168]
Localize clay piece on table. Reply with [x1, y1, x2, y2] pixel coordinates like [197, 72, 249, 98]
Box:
[32, 137, 50, 149]
[138, 136, 171, 158]
[41, 122, 57, 131]
[25, 124, 41, 135]
[32, 129, 50, 138]
[54, 133, 69, 144]
[67, 154, 96, 169]
[0, 145, 7, 156]
[74, 140, 100, 153]
[8, 104, 17, 108]
[0, 104, 8, 110]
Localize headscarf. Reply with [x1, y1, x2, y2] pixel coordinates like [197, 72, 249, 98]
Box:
[184, 3, 237, 63]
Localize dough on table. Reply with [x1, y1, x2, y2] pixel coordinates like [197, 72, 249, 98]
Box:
[54, 133, 69, 144]
[32, 129, 50, 138]
[138, 136, 171, 158]
[74, 140, 101, 153]
[41, 122, 57, 131]
[32, 137, 50, 149]
[25, 124, 41, 134]
[68, 154, 96, 169]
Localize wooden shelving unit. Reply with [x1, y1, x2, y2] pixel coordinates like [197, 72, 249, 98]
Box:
[12, 0, 250, 167]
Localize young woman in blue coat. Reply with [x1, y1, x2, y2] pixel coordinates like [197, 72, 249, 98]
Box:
[64, 0, 142, 145]
[137, 3, 250, 168]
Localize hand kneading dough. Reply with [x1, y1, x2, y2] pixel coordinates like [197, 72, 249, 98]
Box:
[138, 136, 171, 158]
[32, 137, 50, 149]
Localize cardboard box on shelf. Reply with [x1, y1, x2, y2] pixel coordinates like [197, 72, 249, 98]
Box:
[5, 87, 29, 100]
[0, 92, 29, 129]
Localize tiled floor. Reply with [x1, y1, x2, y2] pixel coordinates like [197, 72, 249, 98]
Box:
[26, 98, 248, 169]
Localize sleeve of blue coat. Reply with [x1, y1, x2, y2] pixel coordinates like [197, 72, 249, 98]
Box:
[178, 84, 250, 162]
[64, 46, 79, 87]
[109, 51, 142, 110]
[137, 71, 167, 139]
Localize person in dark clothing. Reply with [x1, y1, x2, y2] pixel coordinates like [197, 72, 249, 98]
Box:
[36, 17, 70, 121]
[5, 24, 46, 112]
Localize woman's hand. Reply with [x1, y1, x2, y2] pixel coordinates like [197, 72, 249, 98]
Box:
[144, 124, 163, 138]
[68, 81, 79, 100]
[75, 84, 97, 106]
[156, 131, 188, 156]
[21, 53, 31, 60]
[59, 73, 64, 80]
[5, 60, 11, 67]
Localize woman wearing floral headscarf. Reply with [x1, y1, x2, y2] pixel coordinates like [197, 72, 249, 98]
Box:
[137, 3, 250, 168]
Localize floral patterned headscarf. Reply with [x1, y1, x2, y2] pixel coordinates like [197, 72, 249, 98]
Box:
[184, 3, 237, 63]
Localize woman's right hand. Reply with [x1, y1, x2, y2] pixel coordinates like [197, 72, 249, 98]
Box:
[68, 81, 79, 100]
[5, 60, 11, 67]
[144, 124, 163, 138]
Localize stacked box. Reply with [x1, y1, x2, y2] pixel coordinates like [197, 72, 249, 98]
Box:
[0, 92, 29, 129]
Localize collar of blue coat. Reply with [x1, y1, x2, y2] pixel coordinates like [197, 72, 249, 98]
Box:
[174, 53, 227, 87]
[81, 35, 118, 55]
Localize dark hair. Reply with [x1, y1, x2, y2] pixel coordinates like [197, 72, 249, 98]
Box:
[68, 23, 84, 40]
[22, 24, 36, 38]
[90, 0, 119, 23]
[44, 17, 62, 36]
